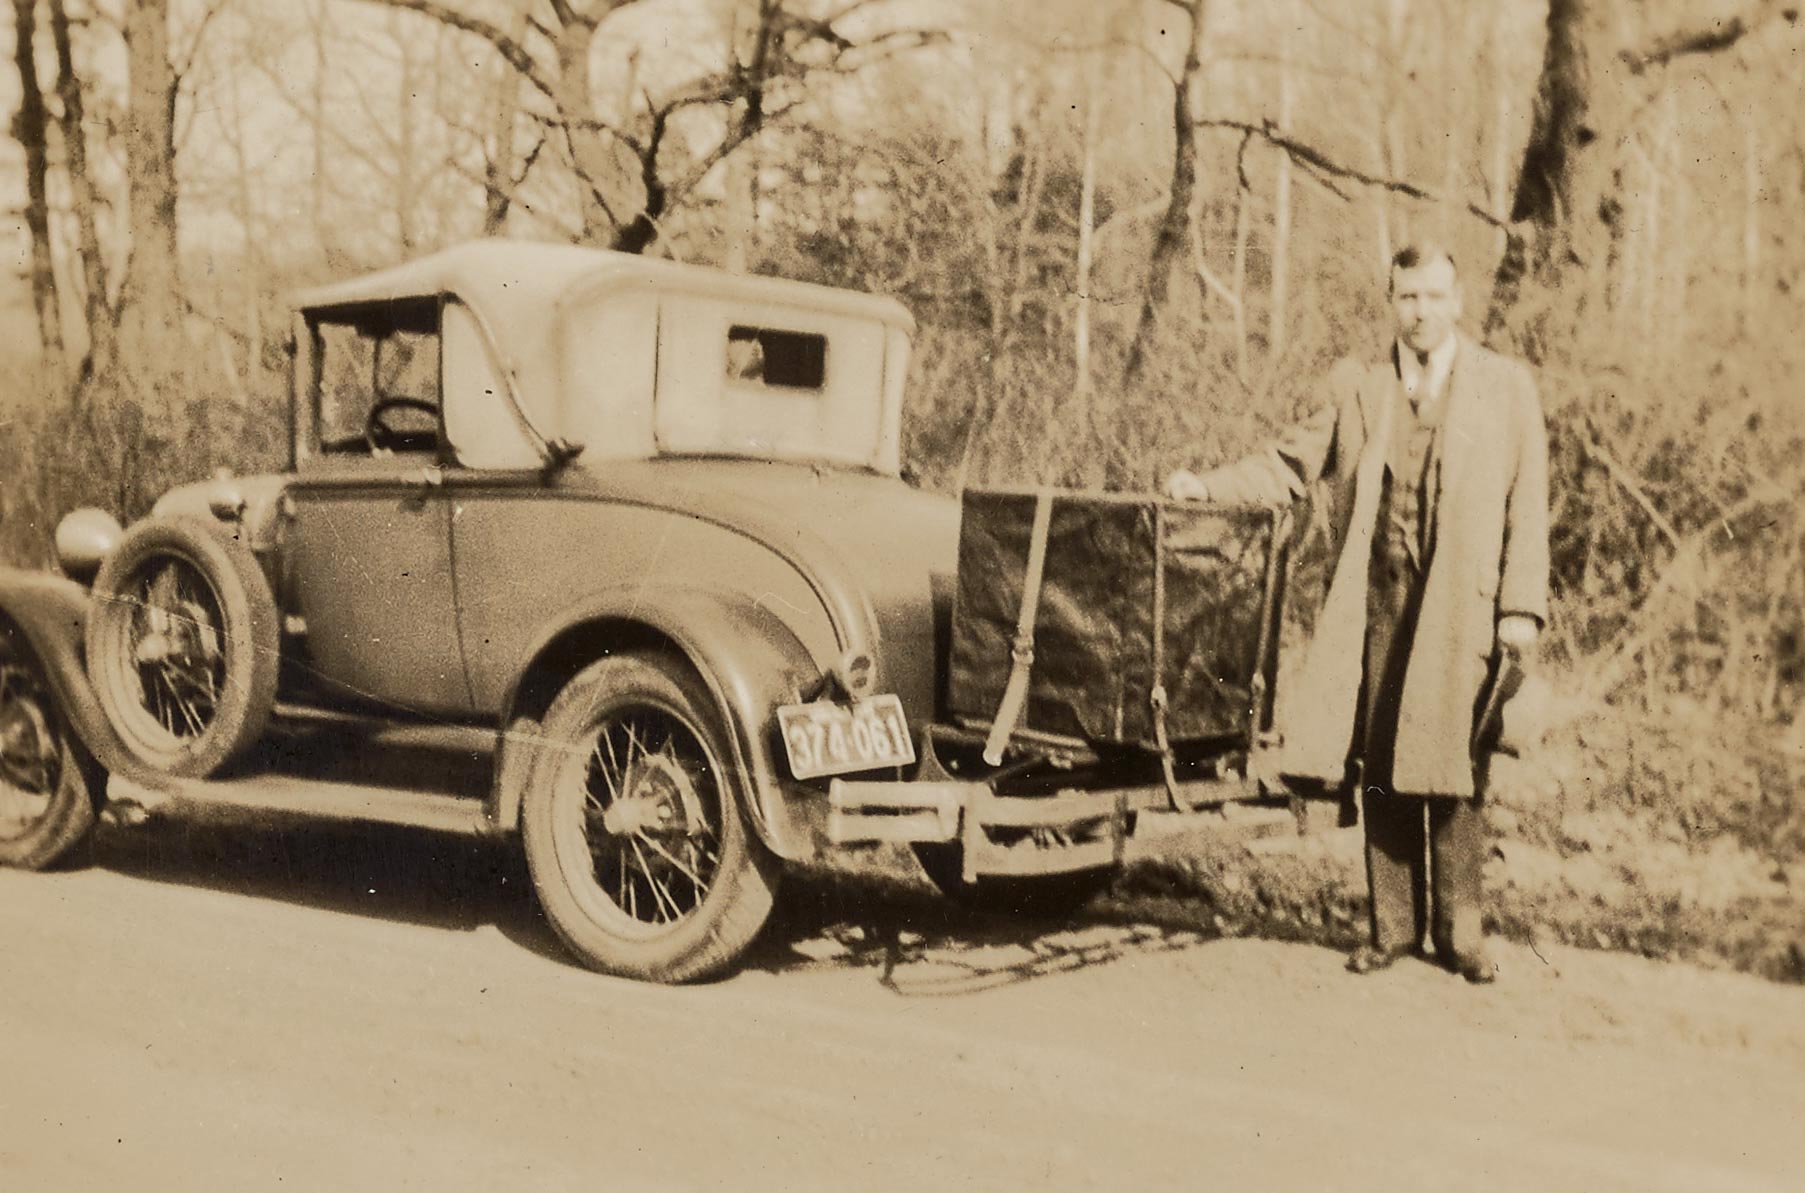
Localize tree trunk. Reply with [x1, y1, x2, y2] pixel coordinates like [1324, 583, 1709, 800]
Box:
[1125, 0, 1209, 383]
[1740, 113, 1761, 330]
[119, 0, 182, 396]
[549, 12, 621, 247]
[1267, 14, 1294, 359]
[1073, 72, 1096, 400]
[10, 0, 64, 375]
[46, 0, 109, 380]
[1484, 0, 1797, 361]
[481, 5, 527, 235]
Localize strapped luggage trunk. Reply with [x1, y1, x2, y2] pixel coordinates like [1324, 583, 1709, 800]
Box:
[947, 489, 1288, 762]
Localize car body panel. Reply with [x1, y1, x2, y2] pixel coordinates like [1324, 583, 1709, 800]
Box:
[283, 476, 472, 715]
[488, 583, 829, 858]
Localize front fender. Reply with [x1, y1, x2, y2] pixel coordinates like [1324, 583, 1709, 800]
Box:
[497, 584, 835, 861]
[0, 567, 149, 785]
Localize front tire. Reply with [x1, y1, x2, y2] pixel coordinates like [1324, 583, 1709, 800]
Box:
[521, 652, 779, 983]
[85, 516, 279, 778]
[0, 625, 101, 870]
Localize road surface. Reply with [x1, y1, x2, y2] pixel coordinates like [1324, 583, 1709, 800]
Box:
[2, 811, 1801, 1192]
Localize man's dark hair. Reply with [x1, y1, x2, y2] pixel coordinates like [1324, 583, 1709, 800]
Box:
[1390, 242, 1457, 286]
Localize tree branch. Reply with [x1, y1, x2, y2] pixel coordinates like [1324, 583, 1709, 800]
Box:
[1196, 116, 1512, 232]
[1621, 0, 1799, 73]
[352, 0, 559, 101]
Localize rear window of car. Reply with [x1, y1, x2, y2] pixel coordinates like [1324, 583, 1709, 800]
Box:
[726, 325, 826, 391]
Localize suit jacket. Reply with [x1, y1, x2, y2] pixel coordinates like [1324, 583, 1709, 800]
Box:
[1197, 333, 1549, 796]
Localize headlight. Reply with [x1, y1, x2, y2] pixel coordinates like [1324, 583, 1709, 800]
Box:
[54, 508, 123, 584]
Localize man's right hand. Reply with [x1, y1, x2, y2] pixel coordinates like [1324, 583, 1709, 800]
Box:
[1166, 469, 1210, 502]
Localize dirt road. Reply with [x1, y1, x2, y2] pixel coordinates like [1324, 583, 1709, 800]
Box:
[2, 813, 1800, 1193]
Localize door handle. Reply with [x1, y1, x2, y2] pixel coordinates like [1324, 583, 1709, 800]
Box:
[399, 465, 445, 511]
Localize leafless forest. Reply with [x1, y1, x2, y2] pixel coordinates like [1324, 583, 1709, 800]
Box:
[2, 0, 1802, 977]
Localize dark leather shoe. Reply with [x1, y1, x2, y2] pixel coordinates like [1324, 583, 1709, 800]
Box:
[1448, 949, 1498, 984]
[1346, 944, 1407, 974]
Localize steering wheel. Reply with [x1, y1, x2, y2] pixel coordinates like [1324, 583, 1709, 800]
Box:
[364, 396, 439, 454]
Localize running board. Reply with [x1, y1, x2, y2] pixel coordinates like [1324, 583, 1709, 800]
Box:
[108, 774, 500, 838]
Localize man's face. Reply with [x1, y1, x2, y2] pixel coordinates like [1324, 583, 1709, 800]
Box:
[1391, 256, 1462, 355]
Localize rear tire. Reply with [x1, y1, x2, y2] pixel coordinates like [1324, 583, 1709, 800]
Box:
[85, 516, 279, 778]
[0, 624, 101, 870]
[521, 652, 779, 983]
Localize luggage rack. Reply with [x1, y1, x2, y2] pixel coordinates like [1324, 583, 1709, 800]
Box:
[825, 721, 1285, 882]
[827, 490, 1301, 881]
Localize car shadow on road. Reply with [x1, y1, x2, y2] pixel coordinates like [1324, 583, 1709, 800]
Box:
[88, 811, 1238, 991]
[746, 859, 1218, 996]
[86, 804, 573, 966]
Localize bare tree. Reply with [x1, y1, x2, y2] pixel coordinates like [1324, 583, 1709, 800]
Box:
[352, 0, 941, 254]
[47, 0, 112, 379]
[1125, 0, 1209, 382]
[1266, 11, 1294, 358]
[117, 0, 181, 389]
[10, 0, 63, 372]
[1485, 0, 1802, 359]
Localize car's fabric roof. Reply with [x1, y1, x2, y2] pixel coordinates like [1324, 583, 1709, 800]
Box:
[291, 238, 914, 332]
[291, 239, 913, 470]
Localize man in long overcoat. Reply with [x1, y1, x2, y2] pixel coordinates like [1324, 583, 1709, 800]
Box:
[1168, 243, 1549, 982]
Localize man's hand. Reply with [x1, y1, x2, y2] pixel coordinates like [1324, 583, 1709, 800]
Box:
[1166, 469, 1210, 502]
[1496, 614, 1539, 656]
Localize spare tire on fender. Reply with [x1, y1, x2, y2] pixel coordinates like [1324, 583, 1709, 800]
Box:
[85, 515, 279, 778]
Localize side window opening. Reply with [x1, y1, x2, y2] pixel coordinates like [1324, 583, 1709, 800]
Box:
[726, 325, 826, 391]
[313, 302, 442, 455]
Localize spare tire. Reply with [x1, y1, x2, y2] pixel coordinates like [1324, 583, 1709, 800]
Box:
[85, 515, 279, 778]
[0, 623, 102, 870]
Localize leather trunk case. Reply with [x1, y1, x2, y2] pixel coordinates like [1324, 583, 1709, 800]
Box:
[948, 489, 1282, 748]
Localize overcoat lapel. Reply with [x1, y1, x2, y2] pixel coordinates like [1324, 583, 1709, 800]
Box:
[1276, 355, 1396, 780]
[1423, 334, 1480, 553]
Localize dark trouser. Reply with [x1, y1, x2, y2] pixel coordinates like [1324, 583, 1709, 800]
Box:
[1362, 792, 1485, 957]
[1360, 536, 1487, 959]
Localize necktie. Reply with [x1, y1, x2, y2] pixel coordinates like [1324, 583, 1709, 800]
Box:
[1408, 349, 1433, 408]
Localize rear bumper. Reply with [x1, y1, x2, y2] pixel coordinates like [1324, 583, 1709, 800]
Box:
[825, 774, 1266, 881]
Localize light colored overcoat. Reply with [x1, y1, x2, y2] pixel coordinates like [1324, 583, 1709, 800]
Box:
[1198, 333, 1549, 796]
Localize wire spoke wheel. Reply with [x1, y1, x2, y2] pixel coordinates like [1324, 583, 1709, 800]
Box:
[567, 703, 725, 933]
[111, 557, 228, 752]
[85, 517, 279, 778]
[523, 652, 779, 983]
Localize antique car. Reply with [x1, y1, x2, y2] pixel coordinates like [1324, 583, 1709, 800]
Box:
[0, 240, 1291, 983]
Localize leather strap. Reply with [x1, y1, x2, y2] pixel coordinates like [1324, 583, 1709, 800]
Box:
[982, 491, 1054, 765]
[1149, 502, 1186, 810]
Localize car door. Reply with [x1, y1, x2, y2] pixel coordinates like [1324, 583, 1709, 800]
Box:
[282, 305, 474, 716]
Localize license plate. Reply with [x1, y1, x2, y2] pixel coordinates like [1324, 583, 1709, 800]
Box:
[777, 694, 915, 780]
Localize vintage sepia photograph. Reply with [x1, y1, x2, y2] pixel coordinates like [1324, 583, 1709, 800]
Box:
[1, 0, 1801, 1189]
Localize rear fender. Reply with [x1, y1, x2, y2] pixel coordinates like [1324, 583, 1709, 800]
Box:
[0, 568, 150, 787]
[494, 584, 830, 860]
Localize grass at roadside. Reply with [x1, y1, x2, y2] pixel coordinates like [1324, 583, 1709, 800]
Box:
[808, 705, 1805, 987]
[1108, 708, 1805, 985]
